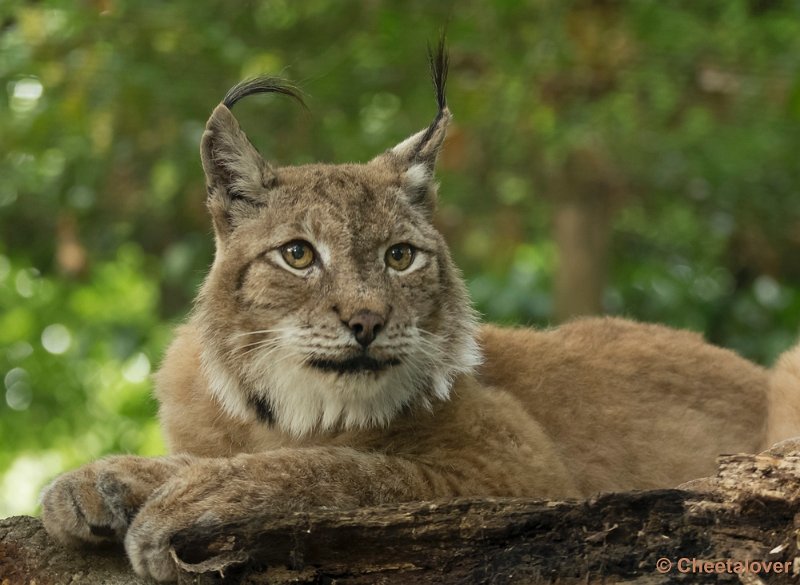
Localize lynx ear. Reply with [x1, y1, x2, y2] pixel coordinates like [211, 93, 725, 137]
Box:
[201, 105, 273, 236]
[373, 36, 450, 215]
[200, 77, 305, 238]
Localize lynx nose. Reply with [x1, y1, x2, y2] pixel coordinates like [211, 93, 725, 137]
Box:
[347, 311, 385, 348]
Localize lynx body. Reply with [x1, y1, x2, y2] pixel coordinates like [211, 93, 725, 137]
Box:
[41, 43, 800, 581]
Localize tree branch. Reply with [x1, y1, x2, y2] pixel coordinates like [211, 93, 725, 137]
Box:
[3, 443, 800, 584]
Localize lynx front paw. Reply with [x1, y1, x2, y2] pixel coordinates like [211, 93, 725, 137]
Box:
[41, 455, 192, 547]
[124, 475, 222, 581]
[124, 458, 281, 581]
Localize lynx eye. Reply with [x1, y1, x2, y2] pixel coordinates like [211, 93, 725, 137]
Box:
[280, 240, 315, 270]
[385, 243, 415, 271]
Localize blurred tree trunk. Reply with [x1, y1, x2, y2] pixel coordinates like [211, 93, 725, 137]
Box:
[56, 213, 88, 277]
[553, 196, 612, 321]
[542, 2, 632, 323]
[551, 148, 623, 322]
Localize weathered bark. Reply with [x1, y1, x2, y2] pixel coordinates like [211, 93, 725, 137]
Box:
[3, 443, 800, 584]
[0, 514, 142, 585]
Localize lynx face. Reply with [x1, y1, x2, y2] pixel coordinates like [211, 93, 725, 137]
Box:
[193, 56, 479, 436]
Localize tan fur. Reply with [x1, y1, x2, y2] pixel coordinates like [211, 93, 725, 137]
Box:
[156, 317, 771, 497]
[766, 344, 800, 446]
[40, 68, 800, 582]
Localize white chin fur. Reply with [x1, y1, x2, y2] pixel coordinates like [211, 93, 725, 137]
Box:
[264, 360, 432, 436]
[201, 330, 482, 437]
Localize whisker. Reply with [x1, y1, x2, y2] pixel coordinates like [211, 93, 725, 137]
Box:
[238, 338, 284, 351]
[230, 337, 285, 359]
[231, 326, 298, 339]
[239, 342, 285, 358]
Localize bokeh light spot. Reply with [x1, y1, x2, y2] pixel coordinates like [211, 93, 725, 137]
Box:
[41, 324, 72, 355]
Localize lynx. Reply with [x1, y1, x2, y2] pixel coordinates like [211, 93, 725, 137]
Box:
[41, 41, 800, 582]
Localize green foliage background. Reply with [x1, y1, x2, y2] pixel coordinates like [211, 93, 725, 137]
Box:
[2, 0, 800, 516]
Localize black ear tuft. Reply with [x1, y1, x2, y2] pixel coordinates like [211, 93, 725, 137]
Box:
[222, 76, 308, 111]
[414, 33, 450, 158]
[428, 32, 449, 114]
